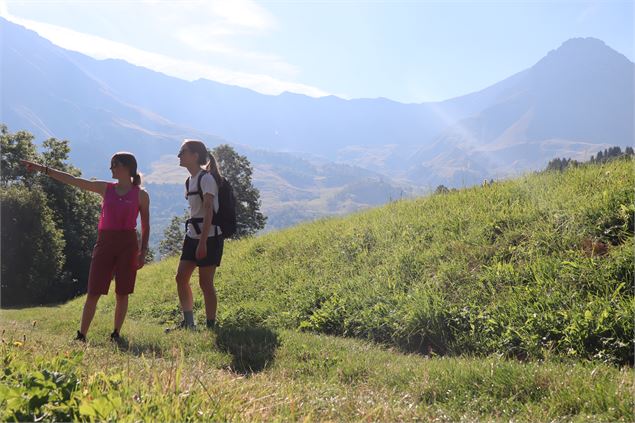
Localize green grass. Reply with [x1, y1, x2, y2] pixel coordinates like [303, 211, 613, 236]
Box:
[2, 159, 634, 420]
[2, 319, 633, 421]
[143, 158, 633, 363]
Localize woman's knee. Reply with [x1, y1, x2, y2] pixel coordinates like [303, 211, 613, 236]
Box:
[175, 272, 190, 286]
[86, 293, 101, 303]
[198, 277, 215, 292]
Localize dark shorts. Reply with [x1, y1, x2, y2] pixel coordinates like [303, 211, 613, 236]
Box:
[87, 230, 138, 295]
[180, 235, 224, 267]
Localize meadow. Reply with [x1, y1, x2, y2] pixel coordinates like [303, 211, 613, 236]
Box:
[2, 158, 633, 421]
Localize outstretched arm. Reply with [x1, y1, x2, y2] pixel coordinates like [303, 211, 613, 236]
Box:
[20, 159, 107, 196]
[138, 189, 151, 269]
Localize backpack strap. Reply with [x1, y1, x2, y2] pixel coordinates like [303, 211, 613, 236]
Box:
[184, 171, 212, 236]
[186, 171, 207, 201]
[196, 171, 206, 201]
[185, 217, 204, 235]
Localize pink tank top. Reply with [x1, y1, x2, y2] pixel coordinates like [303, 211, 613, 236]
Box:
[98, 183, 140, 231]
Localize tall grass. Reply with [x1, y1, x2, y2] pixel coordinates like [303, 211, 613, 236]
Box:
[126, 158, 633, 364]
[1, 326, 632, 421]
[1, 159, 633, 421]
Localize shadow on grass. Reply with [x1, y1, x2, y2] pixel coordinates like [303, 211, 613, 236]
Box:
[112, 337, 165, 358]
[1, 286, 91, 309]
[215, 325, 280, 375]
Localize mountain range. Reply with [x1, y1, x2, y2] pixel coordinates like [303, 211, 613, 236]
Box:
[1, 17, 632, 243]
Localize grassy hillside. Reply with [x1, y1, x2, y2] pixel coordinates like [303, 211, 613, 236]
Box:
[2, 158, 633, 420]
[146, 157, 632, 363]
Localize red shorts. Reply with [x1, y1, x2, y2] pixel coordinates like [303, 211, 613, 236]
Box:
[87, 230, 138, 295]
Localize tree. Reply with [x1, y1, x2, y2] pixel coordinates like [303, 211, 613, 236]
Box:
[212, 144, 266, 238]
[608, 146, 622, 158]
[39, 138, 101, 292]
[434, 185, 449, 194]
[159, 213, 187, 258]
[0, 124, 39, 187]
[0, 126, 100, 305]
[547, 146, 631, 172]
[1, 186, 66, 305]
[145, 247, 156, 263]
[135, 229, 156, 262]
[546, 157, 580, 172]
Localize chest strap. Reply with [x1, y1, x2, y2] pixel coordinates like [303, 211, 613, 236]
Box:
[185, 217, 219, 237]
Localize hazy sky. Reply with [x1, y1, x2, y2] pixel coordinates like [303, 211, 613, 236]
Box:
[2, 0, 632, 102]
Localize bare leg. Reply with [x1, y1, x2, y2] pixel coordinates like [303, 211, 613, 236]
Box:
[176, 260, 197, 312]
[113, 293, 129, 333]
[80, 293, 101, 335]
[198, 266, 217, 320]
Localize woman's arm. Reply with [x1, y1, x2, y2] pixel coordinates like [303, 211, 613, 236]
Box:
[199, 193, 214, 239]
[195, 193, 214, 260]
[138, 189, 151, 269]
[20, 159, 107, 196]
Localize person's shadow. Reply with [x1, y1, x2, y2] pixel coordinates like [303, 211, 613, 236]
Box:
[112, 336, 164, 358]
[214, 325, 279, 375]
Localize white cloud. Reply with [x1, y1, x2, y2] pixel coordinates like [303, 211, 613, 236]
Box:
[209, 0, 276, 31]
[121, 0, 291, 74]
[174, 26, 300, 76]
[0, 3, 329, 97]
[131, 0, 275, 31]
[141, 1, 297, 76]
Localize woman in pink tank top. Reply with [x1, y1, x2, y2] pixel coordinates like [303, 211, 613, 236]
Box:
[21, 152, 150, 343]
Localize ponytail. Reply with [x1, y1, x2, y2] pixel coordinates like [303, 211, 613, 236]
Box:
[207, 153, 223, 186]
[133, 173, 142, 186]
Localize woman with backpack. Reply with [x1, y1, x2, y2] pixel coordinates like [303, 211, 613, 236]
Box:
[20, 153, 150, 342]
[168, 139, 225, 331]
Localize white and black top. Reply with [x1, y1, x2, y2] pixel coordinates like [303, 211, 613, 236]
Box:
[185, 170, 221, 239]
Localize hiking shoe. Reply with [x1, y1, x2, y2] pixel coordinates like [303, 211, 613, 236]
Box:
[110, 330, 121, 342]
[206, 319, 216, 330]
[74, 331, 86, 343]
[164, 321, 197, 333]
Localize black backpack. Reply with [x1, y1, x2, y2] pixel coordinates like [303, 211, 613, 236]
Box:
[186, 171, 237, 238]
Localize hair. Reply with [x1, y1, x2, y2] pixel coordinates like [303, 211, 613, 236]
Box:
[182, 139, 223, 184]
[111, 152, 142, 186]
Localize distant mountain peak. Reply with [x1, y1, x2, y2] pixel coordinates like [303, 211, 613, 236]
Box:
[559, 37, 607, 49]
[542, 36, 632, 65]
